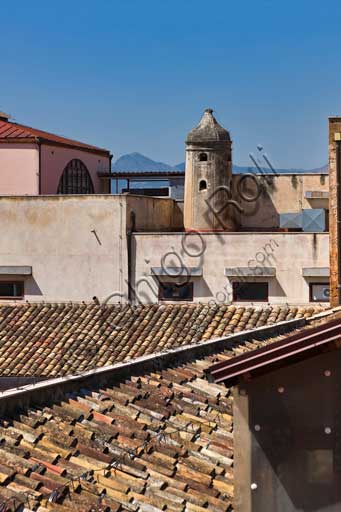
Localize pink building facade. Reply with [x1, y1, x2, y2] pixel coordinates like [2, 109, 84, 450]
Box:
[0, 113, 111, 195]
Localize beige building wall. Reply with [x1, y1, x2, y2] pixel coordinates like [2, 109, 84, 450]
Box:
[126, 195, 183, 231]
[0, 195, 128, 302]
[0, 195, 329, 305]
[132, 232, 329, 305]
[0, 143, 39, 194]
[0, 195, 182, 303]
[235, 174, 329, 229]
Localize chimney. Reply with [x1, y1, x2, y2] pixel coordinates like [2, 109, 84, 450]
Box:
[329, 117, 341, 306]
[0, 112, 10, 122]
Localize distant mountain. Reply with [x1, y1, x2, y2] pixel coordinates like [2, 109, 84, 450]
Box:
[112, 152, 328, 174]
[112, 152, 175, 172]
[308, 164, 328, 173]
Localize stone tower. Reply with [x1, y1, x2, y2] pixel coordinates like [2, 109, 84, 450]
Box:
[184, 108, 235, 232]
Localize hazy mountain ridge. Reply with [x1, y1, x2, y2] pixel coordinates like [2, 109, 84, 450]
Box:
[112, 152, 175, 172]
[112, 153, 328, 174]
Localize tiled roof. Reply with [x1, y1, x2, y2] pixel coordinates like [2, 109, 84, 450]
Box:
[0, 119, 110, 155]
[0, 333, 278, 511]
[0, 303, 324, 377]
[208, 311, 341, 385]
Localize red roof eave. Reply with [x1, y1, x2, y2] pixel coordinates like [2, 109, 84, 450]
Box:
[0, 120, 111, 157]
[208, 315, 341, 384]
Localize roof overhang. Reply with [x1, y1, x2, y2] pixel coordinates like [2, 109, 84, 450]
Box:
[207, 314, 341, 386]
[0, 266, 32, 276]
[151, 266, 202, 277]
[224, 267, 276, 277]
[0, 137, 111, 157]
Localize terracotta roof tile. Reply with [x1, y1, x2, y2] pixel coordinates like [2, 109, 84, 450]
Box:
[3, 314, 329, 511]
[0, 303, 324, 379]
[0, 336, 268, 510]
[0, 119, 110, 155]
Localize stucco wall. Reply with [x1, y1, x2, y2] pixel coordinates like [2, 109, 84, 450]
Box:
[0, 195, 184, 303]
[0, 195, 128, 302]
[126, 195, 183, 231]
[172, 173, 329, 229]
[234, 174, 329, 229]
[0, 143, 39, 194]
[132, 232, 329, 304]
[40, 144, 110, 194]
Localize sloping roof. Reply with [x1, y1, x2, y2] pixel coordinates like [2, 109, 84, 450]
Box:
[0, 308, 336, 511]
[0, 303, 324, 377]
[208, 312, 341, 385]
[0, 330, 284, 511]
[0, 119, 110, 155]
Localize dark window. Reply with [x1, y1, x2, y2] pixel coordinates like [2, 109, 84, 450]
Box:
[309, 283, 330, 302]
[57, 159, 94, 194]
[0, 281, 24, 299]
[159, 282, 193, 301]
[199, 179, 207, 191]
[126, 188, 169, 196]
[233, 282, 268, 302]
[199, 153, 208, 162]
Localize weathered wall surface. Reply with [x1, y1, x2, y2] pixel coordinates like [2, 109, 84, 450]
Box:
[126, 195, 183, 231]
[234, 174, 329, 229]
[184, 145, 235, 232]
[0, 195, 128, 302]
[0, 195, 184, 303]
[40, 144, 110, 194]
[0, 143, 39, 194]
[329, 118, 341, 307]
[173, 173, 329, 229]
[133, 232, 329, 304]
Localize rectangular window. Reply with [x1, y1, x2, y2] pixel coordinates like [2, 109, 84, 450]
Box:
[159, 282, 193, 301]
[309, 283, 330, 302]
[233, 282, 268, 302]
[0, 281, 24, 299]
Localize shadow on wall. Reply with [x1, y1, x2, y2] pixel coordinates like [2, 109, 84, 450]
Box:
[193, 279, 213, 299]
[271, 279, 286, 298]
[233, 176, 280, 229]
[25, 277, 43, 297]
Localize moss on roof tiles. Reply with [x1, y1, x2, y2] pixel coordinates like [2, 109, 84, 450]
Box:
[0, 303, 326, 378]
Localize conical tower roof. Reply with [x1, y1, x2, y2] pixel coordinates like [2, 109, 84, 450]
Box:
[186, 109, 230, 143]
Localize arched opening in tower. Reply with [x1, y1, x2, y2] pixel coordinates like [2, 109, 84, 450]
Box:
[199, 153, 208, 162]
[199, 179, 207, 191]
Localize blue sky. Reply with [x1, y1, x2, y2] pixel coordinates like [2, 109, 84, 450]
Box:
[1, 0, 340, 168]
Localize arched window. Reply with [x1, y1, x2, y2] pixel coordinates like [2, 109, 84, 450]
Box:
[199, 179, 207, 191]
[199, 152, 208, 162]
[57, 159, 94, 194]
